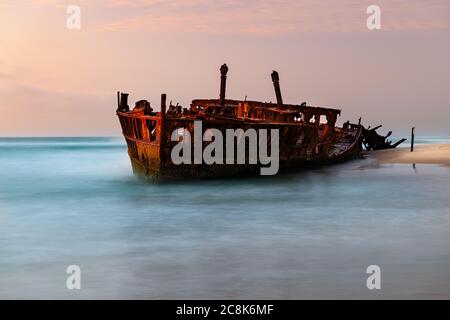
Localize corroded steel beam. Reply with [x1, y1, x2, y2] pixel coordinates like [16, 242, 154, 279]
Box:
[271, 70, 283, 106]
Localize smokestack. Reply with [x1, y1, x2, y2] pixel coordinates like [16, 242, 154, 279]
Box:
[219, 64, 229, 105]
[118, 92, 129, 112]
[271, 71, 283, 106]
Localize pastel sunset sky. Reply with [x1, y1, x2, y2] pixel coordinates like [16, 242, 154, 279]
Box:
[1, 0, 449, 136]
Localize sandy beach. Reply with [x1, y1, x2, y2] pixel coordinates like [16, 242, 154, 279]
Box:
[368, 143, 450, 166]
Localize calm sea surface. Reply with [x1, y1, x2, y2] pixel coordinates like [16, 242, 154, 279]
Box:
[0, 137, 449, 299]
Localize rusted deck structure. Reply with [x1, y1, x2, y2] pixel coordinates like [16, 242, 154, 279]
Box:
[117, 64, 367, 179]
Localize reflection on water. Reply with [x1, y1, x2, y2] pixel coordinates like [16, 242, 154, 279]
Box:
[0, 137, 449, 299]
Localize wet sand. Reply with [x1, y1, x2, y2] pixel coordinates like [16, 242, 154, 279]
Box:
[368, 143, 450, 166]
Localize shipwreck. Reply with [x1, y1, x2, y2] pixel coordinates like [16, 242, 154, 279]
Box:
[116, 64, 404, 179]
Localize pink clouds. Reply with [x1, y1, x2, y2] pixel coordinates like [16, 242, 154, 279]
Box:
[91, 0, 450, 34]
[3, 0, 450, 34]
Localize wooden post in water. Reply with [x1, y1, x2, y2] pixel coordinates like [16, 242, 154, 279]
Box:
[410, 127, 415, 152]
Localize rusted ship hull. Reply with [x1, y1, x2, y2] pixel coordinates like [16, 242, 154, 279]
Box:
[116, 64, 371, 180]
[126, 136, 363, 180]
[117, 104, 363, 180]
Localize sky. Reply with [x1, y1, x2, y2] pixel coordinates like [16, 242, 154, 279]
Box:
[0, 0, 449, 136]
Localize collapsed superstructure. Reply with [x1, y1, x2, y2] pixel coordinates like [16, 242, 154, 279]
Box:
[116, 64, 404, 179]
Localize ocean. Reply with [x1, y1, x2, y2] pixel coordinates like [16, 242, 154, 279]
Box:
[0, 137, 449, 299]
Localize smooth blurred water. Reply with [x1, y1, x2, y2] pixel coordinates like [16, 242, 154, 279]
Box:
[0, 137, 450, 299]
